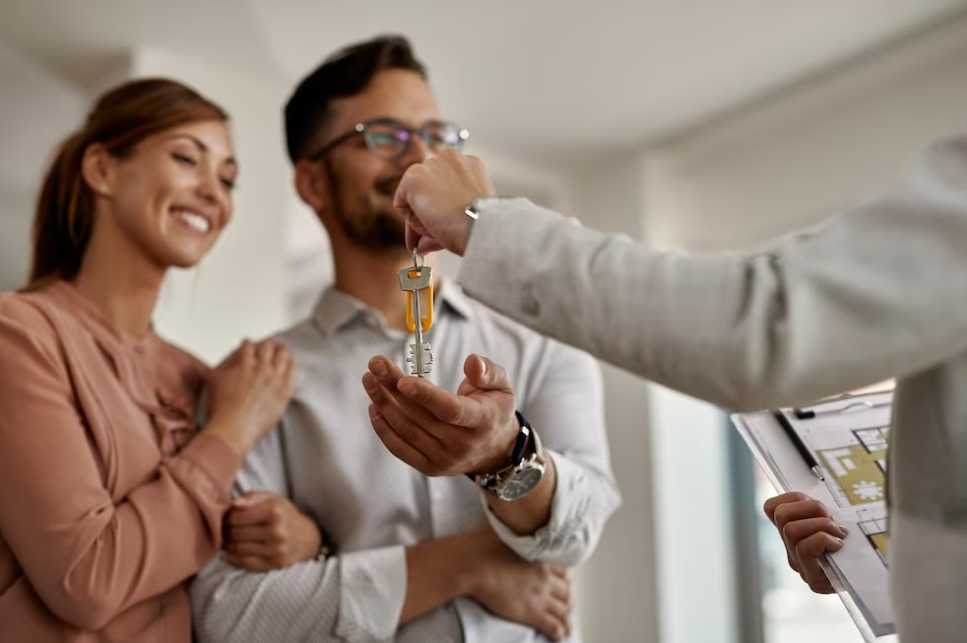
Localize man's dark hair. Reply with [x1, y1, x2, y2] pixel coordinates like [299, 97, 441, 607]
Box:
[284, 35, 428, 163]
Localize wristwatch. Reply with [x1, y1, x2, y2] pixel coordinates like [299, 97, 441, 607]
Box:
[464, 197, 485, 240]
[464, 196, 504, 239]
[470, 411, 546, 501]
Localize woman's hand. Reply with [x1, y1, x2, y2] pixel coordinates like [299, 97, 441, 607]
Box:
[204, 339, 294, 456]
[224, 491, 324, 571]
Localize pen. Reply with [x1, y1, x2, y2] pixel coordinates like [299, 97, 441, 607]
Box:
[794, 399, 892, 419]
[773, 411, 825, 481]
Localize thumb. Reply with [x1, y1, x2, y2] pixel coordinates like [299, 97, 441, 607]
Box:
[463, 354, 508, 391]
[405, 221, 421, 253]
[416, 236, 446, 254]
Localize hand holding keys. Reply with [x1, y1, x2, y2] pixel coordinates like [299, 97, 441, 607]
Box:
[398, 249, 434, 377]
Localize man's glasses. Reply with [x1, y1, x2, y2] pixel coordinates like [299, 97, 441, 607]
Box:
[308, 118, 469, 162]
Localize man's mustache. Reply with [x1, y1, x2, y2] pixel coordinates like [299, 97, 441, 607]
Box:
[374, 174, 405, 196]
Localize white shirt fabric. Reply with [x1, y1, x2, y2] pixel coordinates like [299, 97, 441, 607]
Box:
[191, 281, 621, 643]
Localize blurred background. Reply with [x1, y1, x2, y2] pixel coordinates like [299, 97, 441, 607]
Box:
[2, 1, 966, 641]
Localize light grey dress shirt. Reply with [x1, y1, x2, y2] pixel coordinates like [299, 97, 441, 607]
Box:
[191, 281, 621, 643]
[455, 133, 967, 642]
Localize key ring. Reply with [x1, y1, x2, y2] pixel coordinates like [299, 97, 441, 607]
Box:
[412, 248, 425, 270]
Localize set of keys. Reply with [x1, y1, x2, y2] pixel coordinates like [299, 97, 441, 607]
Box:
[398, 249, 434, 377]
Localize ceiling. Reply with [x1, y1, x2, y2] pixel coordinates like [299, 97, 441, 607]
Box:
[2, 0, 965, 159]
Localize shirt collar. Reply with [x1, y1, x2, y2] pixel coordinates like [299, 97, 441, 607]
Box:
[435, 279, 476, 322]
[310, 277, 475, 337]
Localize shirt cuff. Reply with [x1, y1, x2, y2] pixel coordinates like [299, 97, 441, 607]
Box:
[170, 431, 244, 506]
[459, 198, 524, 292]
[482, 451, 587, 562]
[335, 545, 407, 642]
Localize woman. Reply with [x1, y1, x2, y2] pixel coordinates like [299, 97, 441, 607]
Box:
[0, 78, 294, 641]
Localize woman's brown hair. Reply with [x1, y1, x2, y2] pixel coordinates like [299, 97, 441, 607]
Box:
[28, 78, 228, 287]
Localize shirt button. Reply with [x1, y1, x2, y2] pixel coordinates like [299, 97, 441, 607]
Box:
[432, 490, 443, 502]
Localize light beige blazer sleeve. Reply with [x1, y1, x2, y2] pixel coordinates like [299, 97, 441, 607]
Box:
[457, 133, 967, 412]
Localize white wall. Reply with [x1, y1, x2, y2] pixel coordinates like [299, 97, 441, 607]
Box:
[129, 47, 294, 364]
[562, 152, 661, 643]
[0, 41, 86, 290]
[648, 14, 967, 253]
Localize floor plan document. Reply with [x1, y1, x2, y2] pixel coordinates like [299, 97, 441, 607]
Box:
[733, 391, 897, 641]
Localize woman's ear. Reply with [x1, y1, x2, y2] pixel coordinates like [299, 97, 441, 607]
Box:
[80, 143, 115, 197]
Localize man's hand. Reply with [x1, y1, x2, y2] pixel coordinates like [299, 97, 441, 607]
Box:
[224, 491, 323, 571]
[468, 522, 572, 641]
[393, 149, 495, 256]
[763, 492, 850, 594]
[362, 353, 518, 477]
[467, 521, 572, 641]
[400, 521, 571, 639]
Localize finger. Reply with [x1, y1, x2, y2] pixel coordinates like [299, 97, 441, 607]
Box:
[534, 603, 568, 642]
[239, 339, 256, 365]
[782, 517, 849, 547]
[368, 403, 434, 474]
[547, 597, 571, 634]
[773, 499, 834, 533]
[368, 357, 452, 438]
[795, 531, 844, 594]
[782, 517, 846, 580]
[225, 540, 274, 557]
[405, 221, 420, 253]
[282, 357, 296, 391]
[272, 342, 291, 369]
[224, 553, 278, 572]
[408, 219, 435, 246]
[217, 345, 241, 368]
[368, 356, 410, 393]
[362, 373, 441, 455]
[226, 525, 271, 544]
[256, 339, 277, 370]
[408, 210, 432, 236]
[549, 572, 570, 606]
[763, 492, 812, 525]
[394, 167, 417, 220]
[227, 499, 281, 527]
[416, 236, 445, 254]
[233, 491, 277, 508]
[396, 376, 481, 427]
[463, 354, 511, 393]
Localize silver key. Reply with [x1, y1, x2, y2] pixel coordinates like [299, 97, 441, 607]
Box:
[407, 342, 433, 377]
[398, 250, 433, 377]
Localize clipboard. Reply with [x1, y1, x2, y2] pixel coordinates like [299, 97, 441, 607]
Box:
[732, 390, 898, 642]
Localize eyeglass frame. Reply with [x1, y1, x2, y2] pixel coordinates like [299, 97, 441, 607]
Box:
[306, 117, 470, 162]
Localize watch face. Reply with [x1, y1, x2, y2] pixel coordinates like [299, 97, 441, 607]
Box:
[499, 466, 544, 501]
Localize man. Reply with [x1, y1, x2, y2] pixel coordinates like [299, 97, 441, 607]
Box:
[191, 36, 620, 643]
[386, 126, 967, 641]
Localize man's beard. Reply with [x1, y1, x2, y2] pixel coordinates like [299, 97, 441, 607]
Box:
[326, 161, 407, 249]
[337, 204, 406, 248]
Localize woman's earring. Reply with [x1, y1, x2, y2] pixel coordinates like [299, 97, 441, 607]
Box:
[98, 182, 108, 195]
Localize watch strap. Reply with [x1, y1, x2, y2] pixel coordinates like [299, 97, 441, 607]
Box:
[466, 410, 532, 482]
